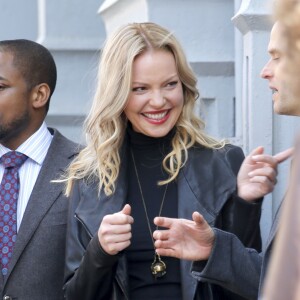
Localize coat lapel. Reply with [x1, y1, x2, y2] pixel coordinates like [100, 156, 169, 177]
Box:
[177, 172, 202, 300]
[74, 142, 130, 298]
[4, 130, 78, 282]
[75, 142, 129, 237]
[177, 147, 236, 300]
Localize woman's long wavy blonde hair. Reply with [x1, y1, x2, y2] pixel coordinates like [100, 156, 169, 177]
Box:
[65, 22, 226, 196]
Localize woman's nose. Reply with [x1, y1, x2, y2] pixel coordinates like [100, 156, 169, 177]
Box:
[149, 91, 166, 107]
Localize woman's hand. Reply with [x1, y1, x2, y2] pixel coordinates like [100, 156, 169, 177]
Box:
[98, 204, 133, 255]
[237, 146, 293, 201]
[153, 212, 215, 261]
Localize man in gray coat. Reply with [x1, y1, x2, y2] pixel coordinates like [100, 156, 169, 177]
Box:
[152, 22, 294, 300]
[0, 39, 79, 300]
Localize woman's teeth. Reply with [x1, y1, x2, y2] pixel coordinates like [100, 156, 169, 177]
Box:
[143, 111, 168, 120]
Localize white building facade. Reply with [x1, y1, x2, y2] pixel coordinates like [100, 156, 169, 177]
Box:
[1, 0, 299, 243]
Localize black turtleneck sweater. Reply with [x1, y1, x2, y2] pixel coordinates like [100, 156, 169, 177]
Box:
[126, 126, 181, 300]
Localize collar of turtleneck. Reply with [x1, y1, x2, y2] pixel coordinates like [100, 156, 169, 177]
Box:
[126, 123, 175, 153]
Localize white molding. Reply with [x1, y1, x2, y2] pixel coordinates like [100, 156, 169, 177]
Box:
[36, 37, 103, 51]
[98, 0, 119, 14]
[37, 0, 46, 43]
[232, 0, 273, 34]
[98, 0, 148, 35]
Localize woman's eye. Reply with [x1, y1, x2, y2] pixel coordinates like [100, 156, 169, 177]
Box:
[0, 85, 6, 91]
[132, 86, 146, 92]
[166, 81, 178, 87]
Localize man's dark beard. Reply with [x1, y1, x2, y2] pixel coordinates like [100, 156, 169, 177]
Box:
[0, 110, 30, 145]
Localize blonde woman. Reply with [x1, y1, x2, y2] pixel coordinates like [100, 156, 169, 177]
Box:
[63, 22, 271, 300]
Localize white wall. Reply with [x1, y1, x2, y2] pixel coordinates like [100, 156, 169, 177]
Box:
[0, 0, 105, 144]
[2, 0, 296, 244]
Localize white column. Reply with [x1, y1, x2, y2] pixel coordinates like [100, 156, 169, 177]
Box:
[232, 0, 290, 242]
[233, 0, 272, 242]
[35, 0, 105, 142]
[232, 0, 273, 154]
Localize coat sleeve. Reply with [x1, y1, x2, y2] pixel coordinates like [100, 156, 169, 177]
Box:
[192, 229, 262, 300]
[220, 145, 262, 251]
[63, 180, 119, 300]
[192, 146, 263, 299]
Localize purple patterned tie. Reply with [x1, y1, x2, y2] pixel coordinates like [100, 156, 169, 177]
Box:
[0, 151, 28, 276]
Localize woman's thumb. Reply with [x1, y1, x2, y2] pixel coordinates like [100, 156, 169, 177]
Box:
[121, 204, 131, 215]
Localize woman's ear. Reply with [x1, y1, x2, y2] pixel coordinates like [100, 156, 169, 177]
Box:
[31, 83, 50, 109]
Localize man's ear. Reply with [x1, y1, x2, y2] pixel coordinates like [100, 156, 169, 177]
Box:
[31, 83, 50, 109]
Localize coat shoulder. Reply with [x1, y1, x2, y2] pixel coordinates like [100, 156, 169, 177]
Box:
[213, 144, 245, 176]
[48, 127, 83, 159]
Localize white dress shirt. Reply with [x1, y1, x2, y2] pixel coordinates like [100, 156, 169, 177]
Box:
[0, 122, 53, 230]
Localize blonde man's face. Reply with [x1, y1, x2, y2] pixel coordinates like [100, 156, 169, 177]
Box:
[276, 27, 300, 114]
[261, 22, 300, 116]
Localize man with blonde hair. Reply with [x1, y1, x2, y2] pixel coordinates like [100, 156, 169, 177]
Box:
[262, 0, 300, 299]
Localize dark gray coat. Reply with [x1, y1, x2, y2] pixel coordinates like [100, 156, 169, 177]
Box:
[64, 141, 262, 300]
[0, 129, 79, 300]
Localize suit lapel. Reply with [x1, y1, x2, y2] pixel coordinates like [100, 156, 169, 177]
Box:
[5, 130, 78, 282]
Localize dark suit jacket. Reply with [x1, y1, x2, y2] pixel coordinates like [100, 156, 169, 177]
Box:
[191, 203, 281, 300]
[0, 128, 80, 300]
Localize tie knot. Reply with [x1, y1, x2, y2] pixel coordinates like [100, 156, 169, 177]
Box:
[0, 151, 28, 169]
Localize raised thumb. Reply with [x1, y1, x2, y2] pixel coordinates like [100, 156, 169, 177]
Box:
[121, 204, 131, 215]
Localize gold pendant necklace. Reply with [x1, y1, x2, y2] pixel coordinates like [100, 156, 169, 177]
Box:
[130, 149, 168, 279]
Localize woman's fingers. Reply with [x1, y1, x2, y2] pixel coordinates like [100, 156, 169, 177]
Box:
[192, 212, 206, 226]
[98, 204, 134, 255]
[105, 240, 132, 254]
[154, 216, 174, 229]
[101, 232, 132, 244]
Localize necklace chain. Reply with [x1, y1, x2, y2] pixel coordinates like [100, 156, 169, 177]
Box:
[130, 149, 168, 247]
[130, 148, 168, 278]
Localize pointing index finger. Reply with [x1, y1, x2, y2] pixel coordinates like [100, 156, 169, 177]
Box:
[274, 147, 294, 163]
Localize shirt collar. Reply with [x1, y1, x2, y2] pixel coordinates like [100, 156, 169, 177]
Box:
[0, 122, 53, 166]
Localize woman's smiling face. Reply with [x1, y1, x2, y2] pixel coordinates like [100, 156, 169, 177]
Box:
[124, 49, 184, 137]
